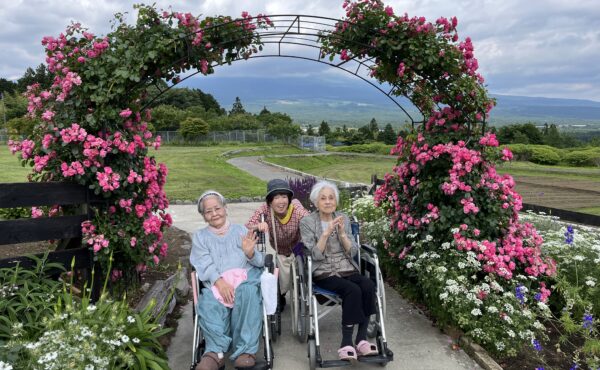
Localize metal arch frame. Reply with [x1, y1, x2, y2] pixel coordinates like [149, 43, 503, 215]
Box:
[139, 14, 427, 126]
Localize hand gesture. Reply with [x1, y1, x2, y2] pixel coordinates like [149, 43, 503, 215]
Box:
[333, 216, 345, 234]
[215, 278, 235, 305]
[242, 230, 258, 259]
[257, 221, 269, 233]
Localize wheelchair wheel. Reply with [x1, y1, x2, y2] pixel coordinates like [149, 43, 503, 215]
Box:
[290, 260, 299, 336]
[367, 316, 378, 338]
[308, 338, 317, 370]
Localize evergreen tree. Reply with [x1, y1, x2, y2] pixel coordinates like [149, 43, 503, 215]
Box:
[306, 124, 315, 136]
[229, 97, 246, 116]
[17, 64, 53, 92]
[543, 123, 562, 147]
[379, 123, 397, 144]
[369, 118, 379, 139]
[0, 78, 17, 95]
[318, 120, 330, 136]
[259, 106, 270, 115]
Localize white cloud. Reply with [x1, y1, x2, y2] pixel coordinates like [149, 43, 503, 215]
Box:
[1, 0, 599, 101]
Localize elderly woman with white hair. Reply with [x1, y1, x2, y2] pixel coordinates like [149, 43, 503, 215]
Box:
[190, 190, 264, 370]
[300, 180, 378, 361]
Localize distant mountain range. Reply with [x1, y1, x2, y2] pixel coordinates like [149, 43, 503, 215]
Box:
[182, 76, 600, 128]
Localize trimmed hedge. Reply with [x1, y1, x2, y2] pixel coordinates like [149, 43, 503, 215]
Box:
[564, 149, 600, 167]
[530, 146, 561, 165]
[328, 143, 393, 155]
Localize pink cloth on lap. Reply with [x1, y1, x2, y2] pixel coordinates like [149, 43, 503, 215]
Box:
[211, 268, 248, 308]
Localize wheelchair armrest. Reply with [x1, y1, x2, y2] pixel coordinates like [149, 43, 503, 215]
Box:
[360, 243, 377, 255]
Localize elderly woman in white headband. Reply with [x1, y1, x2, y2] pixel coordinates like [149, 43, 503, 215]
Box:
[300, 181, 378, 361]
[190, 190, 264, 370]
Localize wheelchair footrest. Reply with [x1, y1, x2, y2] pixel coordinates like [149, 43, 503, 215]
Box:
[235, 359, 269, 370]
[357, 349, 394, 364]
[319, 359, 353, 368]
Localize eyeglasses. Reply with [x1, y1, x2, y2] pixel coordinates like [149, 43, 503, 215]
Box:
[203, 206, 224, 216]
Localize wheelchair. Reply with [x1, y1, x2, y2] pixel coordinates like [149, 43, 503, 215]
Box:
[190, 231, 281, 370]
[290, 217, 393, 369]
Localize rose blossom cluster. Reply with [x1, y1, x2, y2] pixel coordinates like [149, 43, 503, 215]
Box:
[375, 131, 555, 283]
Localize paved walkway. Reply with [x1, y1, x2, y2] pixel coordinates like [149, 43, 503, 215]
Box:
[165, 156, 481, 370]
[165, 203, 481, 370]
[227, 156, 304, 182]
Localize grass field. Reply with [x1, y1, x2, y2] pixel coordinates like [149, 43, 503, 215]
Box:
[0, 144, 305, 200]
[264, 154, 397, 184]
[264, 153, 600, 215]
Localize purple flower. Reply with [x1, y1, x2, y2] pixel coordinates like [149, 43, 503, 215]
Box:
[583, 313, 593, 333]
[534, 292, 542, 301]
[515, 284, 525, 305]
[570, 364, 579, 370]
[532, 338, 542, 351]
[564, 225, 574, 245]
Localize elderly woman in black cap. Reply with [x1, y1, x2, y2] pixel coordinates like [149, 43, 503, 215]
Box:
[246, 178, 309, 310]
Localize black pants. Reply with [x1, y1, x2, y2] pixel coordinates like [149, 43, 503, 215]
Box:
[315, 273, 376, 325]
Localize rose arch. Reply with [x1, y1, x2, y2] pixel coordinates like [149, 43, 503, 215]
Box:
[10, 0, 554, 356]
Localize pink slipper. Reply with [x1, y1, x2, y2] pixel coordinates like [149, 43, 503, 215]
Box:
[337, 345, 357, 361]
[356, 340, 378, 356]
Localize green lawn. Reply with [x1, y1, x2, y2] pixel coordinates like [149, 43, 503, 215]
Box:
[497, 161, 600, 181]
[0, 147, 32, 182]
[0, 144, 304, 200]
[264, 154, 397, 184]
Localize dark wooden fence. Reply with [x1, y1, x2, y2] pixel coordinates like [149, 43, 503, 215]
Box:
[370, 175, 600, 227]
[0, 182, 104, 300]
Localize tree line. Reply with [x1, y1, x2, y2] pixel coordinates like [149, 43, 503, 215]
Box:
[0, 65, 303, 141]
[308, 118, 400, 145]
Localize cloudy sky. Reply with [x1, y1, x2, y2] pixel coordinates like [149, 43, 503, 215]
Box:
[1, 0, 600, 102]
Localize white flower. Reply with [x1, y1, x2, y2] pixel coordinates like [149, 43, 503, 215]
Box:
[586, 280, 596, 287]
[495, 342, 505, 351]
[132, 337, 140, 344]
[573, 255, 585, 261]
[537, 302, 549, 311]
[121, 335, 130, 343]
[441, 242, 451, 250]
[503, 315, 513, 325]
[85, 365, 95, 370]
[487, 306, 498, 313]
[127, 316, 136, 323]
[450, 228, 459, 234]
[457, 262, 466, 269]
[0, 361, 13, 370]
[533, 321, 545, 330]
[507, 330, 515, 338]
[87, 304, 97, 312]
[425, 234, 433, 242]
[439, 292, 449, 301]
[471, 308, 482, 316]
[406, 262, 414, 269]
[503, 303, 515, 314]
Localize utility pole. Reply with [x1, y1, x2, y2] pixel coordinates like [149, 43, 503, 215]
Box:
[1, 92, 5, 128]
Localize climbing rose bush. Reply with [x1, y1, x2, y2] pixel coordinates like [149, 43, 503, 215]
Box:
[320, 0, 557, 357]
[8, 5, 271, 278]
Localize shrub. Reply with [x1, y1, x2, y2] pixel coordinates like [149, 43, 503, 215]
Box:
[529, 146, 561, 165]
[179, 117, 209, 140]
[564, 150, 600, 167]
[0, 255, 173, 369]
[330, 143, 393, 155]
[506, 144, 531, 161]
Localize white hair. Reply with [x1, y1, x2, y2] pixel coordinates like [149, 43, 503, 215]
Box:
[309, 180, 339, 207]
[197, 190, 226, 214]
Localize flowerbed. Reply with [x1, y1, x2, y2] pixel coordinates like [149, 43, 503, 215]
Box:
[0, 256, 172, 369]
[350, 196, 599, 368]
